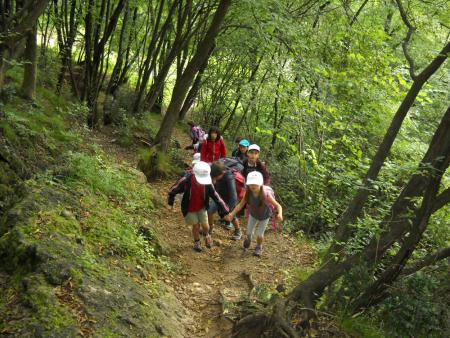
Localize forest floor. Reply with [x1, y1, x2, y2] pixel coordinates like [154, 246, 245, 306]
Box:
[92, 125, 318, 338]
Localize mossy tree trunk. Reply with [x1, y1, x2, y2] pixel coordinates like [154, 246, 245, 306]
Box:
[154, 0, 232, 151]
[21, 25, 37, 100]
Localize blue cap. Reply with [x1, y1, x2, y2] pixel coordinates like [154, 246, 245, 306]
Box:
[239, 139, 250, 147]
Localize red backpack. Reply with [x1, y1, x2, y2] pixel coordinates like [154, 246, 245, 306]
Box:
[232, 169, 245, 200]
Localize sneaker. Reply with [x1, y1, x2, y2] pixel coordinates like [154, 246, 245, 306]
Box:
[223, 222, 233, 230]
[231, 228, 242, 240]
[205, 235, 213, 248]
[193, 240, 202, 252]
[253, 245, 263, 257]
[243, 236, 252, 249]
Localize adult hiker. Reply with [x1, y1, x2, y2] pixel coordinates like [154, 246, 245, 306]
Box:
[242, 144, 270, 185]
[232, 139, 250, 161]
[225, 171, 283, 257]
[209, 161, 242, 240]
[168, 161, 231, 252]
[200, 126, 227, 163]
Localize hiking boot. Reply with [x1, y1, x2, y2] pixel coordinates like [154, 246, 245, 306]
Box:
[205, 235, 213, 249]
[243, 236, 251, 249]
[231, 228, 242, 240]
[253, 245, 263, 257]
[223, 222, 233, 230]
[193, 240, 202, 252]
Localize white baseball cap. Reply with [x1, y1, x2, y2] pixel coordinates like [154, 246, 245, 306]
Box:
[246, 171, 263, 186]
[248, 144, 260, 152]
[192, 153, 201, 165]
[193, 161, 212, 185]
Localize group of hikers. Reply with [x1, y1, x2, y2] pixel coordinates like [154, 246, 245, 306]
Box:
[168, 121, 283, 257]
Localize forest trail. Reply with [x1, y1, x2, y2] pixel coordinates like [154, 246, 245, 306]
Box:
[92, 126, 316, 338]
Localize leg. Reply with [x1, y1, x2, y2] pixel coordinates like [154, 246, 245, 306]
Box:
[198, 209, 212, 248]
[233, 217, 240, 230]
[243, 215, 258, 248]
[192, 223, 201, 241]
[207, 212, 215, 234]
[207, 202, 218, 234]
[186, 212, 202, 252]
[230, 217, 242, 240]
[253, 218, 270, 256]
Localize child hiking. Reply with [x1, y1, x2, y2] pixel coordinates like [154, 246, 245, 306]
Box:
[225, 171, 282, 257]
[185, 121, 205, 152]
[168, 161, 230, 252]
[232, 138, 249, 161]
[200, 126, 227, 163]
[242, 144, 270, 185]
[209, 161, 242, 240]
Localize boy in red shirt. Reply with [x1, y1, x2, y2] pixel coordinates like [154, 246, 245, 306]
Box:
[168, 161, 231, 252]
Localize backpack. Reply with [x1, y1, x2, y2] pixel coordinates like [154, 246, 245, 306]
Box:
[220, 157, 244, 173]
[192, 126, 205, 142]
[233, 170, 245, 200]
[263, 186, 280, 231]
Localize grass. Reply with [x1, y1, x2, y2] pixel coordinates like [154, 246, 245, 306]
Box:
[0, 67, 180, 335]
[339, 315, 385, 338]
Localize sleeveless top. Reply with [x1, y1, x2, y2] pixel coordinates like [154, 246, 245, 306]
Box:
[248, 192, 272, 220]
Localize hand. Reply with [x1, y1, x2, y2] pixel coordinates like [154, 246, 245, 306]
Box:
[277, 213, 283, 222]
[224, 214, 232, 222]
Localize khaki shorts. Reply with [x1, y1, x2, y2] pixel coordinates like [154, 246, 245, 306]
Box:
[184, 209, 208, 225]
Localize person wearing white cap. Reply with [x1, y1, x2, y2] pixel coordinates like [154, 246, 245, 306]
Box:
[225, 171, 283, 257]
[168, 161, 231, 252]
[242, 144, 271, 185]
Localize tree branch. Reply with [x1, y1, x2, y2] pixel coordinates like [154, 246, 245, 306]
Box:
[432, 187, 450, 213]
[401, 246, 450, 277]
[395, 0, 417, 80]
[350, 0, 369, 26]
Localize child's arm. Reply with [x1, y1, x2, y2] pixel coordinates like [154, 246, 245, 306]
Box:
[167, 176, 187, 206]
[225, 192, 247, 221]
[220, 138, 227, 158]
[200, 140, 207, 161]
[267, 195, 283, 221]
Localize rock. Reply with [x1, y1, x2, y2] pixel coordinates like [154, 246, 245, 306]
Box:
[60, 209, 73, 219]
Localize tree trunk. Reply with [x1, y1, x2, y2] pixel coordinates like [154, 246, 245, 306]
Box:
[178, 44, 214, 121]
[154, 0, 232, 151]
[21, 24, 37, 100]
[327, 42, 450, 259]
[233, 100, 450, 338]
[132, 0, 176, 114]
[350, 106, 450, 311]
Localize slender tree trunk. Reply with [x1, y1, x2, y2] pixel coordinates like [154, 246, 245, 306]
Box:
[21, 25, 37, 100]
[154, 0, 232, 151]
[222, 56, 262, 133]
[327, 42, 450, 259]
[178, 44, 214, 121]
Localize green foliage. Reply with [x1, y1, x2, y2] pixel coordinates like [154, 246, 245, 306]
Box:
[339, 315, 385, 338]
[378, 271, 450, 338]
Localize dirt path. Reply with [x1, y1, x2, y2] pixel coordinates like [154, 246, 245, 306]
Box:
[93, 127, 316, 338]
